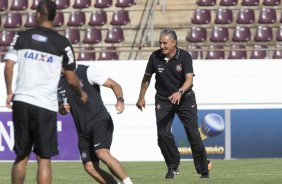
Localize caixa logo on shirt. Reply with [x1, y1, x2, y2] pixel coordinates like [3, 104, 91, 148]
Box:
[24, 51, 53, 63]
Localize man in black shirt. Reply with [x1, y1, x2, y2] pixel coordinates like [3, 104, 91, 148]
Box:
[59, 64, 133, 184]
[136, 29, 210, 179]
[4, 0, 87, 183]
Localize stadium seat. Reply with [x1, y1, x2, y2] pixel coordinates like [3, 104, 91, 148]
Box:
[250, 45, 267, 59]
[55, 0, 70, 9]
[0, 0, 8, 11]
[186, 27, 207, 42]
[31, 0, 40, 10]
[67, 11, 86, 27]
[232, 26, 251, 42]
[94, 0, 113, 8]
[196, 0, 216, 6]
[254, 26, 273, 42]
[53, 12, 65, 27]
[110, 10, 130, 26]
[241, 0, 259, 6]
[116, 0, 135, 8]
[83, 28, 102, 44]
[105, 27, 125, 43]
[272, 44, 282, 59]
[191, 9, 211, 24]
[219, 0, 238, 6]
[64, 28, 80, 44]
[187, 45, 202, 59]
[0, 31, 16, 46]
[98, 47, 119, 60]
[228, 45, 247, 59]
[73, 0, 91, 9]
[280, 12, 282, 23]
[214, 9, 233, 24]
[25, 12, 37, 28]
[88, 10, 107, 26]
[77, 47, 96, 61]
[10, 0, 28, 10]
[262, 0, 281, 6]
[4, 12, 22, 28]
[210, 27, 229, 42]
[258, 8, 277, 24]
[236, 9, 255, 24]
[206, 45, 225, 59]
[276, 26, 282, 41]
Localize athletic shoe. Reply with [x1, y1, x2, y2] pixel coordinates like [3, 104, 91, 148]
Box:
[165, 168, 179, 179]
[200, 173, 209, 178]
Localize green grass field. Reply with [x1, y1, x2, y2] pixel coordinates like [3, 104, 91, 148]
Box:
[1, 158, 282, 184]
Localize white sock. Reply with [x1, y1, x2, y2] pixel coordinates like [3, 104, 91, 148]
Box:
[122, 177, 133, 184]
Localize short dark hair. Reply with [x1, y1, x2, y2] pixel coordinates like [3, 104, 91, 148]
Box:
[160, 29, 177, 42]
[37, 0, 56, 21]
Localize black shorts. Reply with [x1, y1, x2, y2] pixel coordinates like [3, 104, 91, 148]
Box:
[78, 113, 114, 164]
[12, 101, 59, 158]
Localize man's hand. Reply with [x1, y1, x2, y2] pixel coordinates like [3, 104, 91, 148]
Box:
[115, 98, 125, 114]
[80, 91, 88, 103]
[136, 98, 145, 111]
[168, 91, 182, 105]
[6, 94, 13, 109]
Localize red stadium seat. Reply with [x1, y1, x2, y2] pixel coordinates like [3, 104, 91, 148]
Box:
[53, 12, 65, 27]
[197, 0, 216, 6]
[98, 47, 119, 60]
[191, 9, 211, 24]
[187, 45, 202, 59]
[236, 9, 255, 24]
[272, 44, 282, 59]
[254, 26, 273, 42]
[83, 28, 102, 44]
[258, 8, 277, 24]
[4, 12, 22, 28]
[64, 28, 80, 44]
[88, 10, 107, 26]
[116, 0, 135, 8]
[214, 9, 233, 24]
[210, 27, 229, 42]
[31, 0, 40, 10]
[186, 27, 207, 42]
[0, 0, 8, 11]
[0, 31, 16, 46]
[25, 12, 37, 28]
[55, 0, 70, 9]
[73, 0, 91, 9]
[110, 10, 130, 26]
[10, 0, 28, 10]
[105, 27, 125, 43]
[94, 0, 113, 8]
[77, 47, 96, 61]
[250, 45, 267, 59]
[228, 45, 247, 59]
[67, 11, 86, 27]
[241, 0, 259, 6]
[262, 0, 281, 6]
[220, 0, 238, 6]
[232, 26, 251, 42]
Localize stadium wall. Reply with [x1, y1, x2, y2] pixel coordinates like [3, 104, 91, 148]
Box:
[1, 60, 282, 161]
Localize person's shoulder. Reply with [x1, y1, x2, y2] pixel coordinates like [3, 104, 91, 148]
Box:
[150, 49, 162, 58]
[179, 48, 192, 60]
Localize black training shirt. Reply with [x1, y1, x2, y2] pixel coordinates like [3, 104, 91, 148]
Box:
[145, 48, 194, 101]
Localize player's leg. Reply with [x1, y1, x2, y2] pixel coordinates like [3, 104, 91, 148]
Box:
[93, 115, 133, 184]
[31, 105, 59, 183]
[11, 156, 29, 184]
[155, 102, 180, 179]
[79, 135, 116, 183]
[11, 101, 33, 184]
[177, 93, 209, 177]
[36, 156, 52, 184]
[95, 148, 130, 183]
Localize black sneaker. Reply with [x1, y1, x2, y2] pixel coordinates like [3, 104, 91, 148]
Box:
[165, 168, 179, 179]
[200, 173, 209, 178]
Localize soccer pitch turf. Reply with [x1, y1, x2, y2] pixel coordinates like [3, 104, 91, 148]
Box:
[1, 158, 282, 184]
